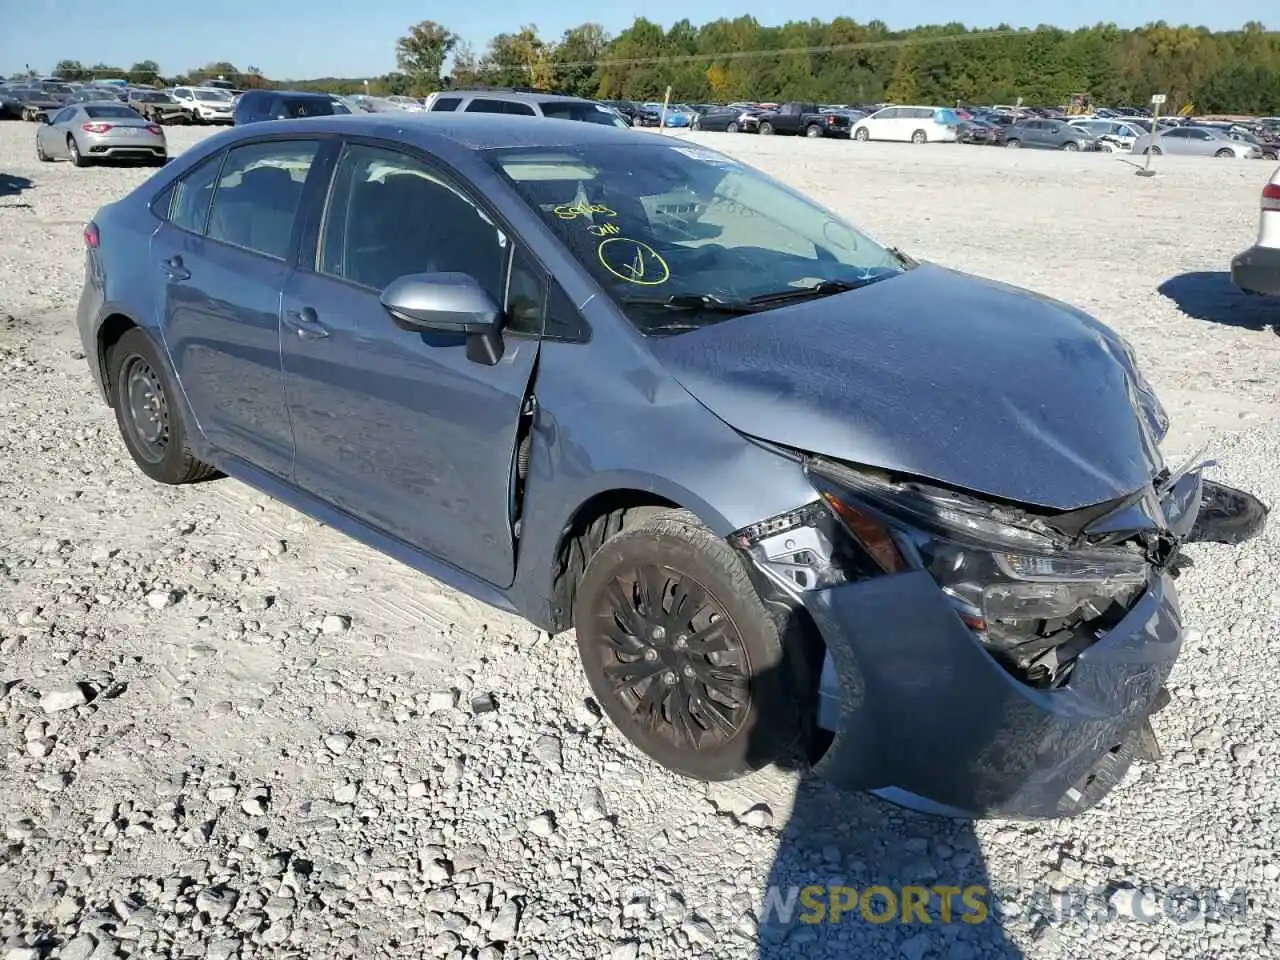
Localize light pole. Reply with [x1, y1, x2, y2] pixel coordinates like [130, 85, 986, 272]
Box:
[1137, 93, 1165, 178]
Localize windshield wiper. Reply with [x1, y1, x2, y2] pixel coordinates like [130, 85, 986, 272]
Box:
[745, 276, 885, 306]
[619, 293, 758, 314]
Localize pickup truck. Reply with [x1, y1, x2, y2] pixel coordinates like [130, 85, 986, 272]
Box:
[754, 102, 851, 138]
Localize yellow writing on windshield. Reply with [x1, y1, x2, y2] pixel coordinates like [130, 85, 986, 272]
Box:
[598, 237, 670, 286]
[554, 201, 617, 221]
[588, 222, 621, 237]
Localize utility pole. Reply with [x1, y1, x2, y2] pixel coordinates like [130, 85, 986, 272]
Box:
[1137, 93, 1165, 178]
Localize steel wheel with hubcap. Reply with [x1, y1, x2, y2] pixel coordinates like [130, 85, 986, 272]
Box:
[911, 129, 927, 144]
[122, 355, 170, 464]
[758, 121, 774, 135]
[855, 127, 869, 141]
[726, 121, 738, 133]
[1214, 148, 1234, 158]
[573, 510, 801, 780]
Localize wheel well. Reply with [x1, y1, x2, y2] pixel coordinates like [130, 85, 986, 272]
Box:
[548, 490, 680, 633]
[97, 313, 139, 403]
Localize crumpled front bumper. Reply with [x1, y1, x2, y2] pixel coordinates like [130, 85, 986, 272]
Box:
[803, 570, 1182, 819]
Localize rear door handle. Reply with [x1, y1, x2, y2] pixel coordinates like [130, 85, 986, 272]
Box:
[284, 306, 330, 341]
[160, 256, 190, 281]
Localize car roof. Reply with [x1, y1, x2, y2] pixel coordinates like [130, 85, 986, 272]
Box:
[205, 112, 642, 151]
[443, 90, 599, 104]
[241, 89, 333, 99]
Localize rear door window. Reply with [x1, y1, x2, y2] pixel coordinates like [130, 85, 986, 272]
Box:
[206, 140, 319, 259]
[464, 98, 511, 114]
[170, 153, 224, 234]
[430, 96, 461, 112]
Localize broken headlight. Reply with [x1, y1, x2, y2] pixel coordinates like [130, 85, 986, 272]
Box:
[807, 458, 1152, 684]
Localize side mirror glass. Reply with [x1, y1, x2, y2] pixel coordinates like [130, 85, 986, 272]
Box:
[380, 272, 505, 365]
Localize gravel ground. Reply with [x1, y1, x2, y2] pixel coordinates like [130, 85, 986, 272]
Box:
[1, 120, 1278, 960]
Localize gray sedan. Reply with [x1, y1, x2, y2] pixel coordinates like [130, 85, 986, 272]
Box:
[36, 103, 167, 167]
[1131, 125, 1261, 159]
[1003, 118, 1100, 151]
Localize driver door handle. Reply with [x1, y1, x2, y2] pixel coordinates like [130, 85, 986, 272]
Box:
[284, 306, 330, 341]
[160, 256, 190, 281]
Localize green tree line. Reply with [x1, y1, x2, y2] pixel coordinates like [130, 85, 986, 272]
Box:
[28, 18, 1280, 114]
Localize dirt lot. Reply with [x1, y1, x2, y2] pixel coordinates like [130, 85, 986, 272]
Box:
[1, 121, 1278, 960]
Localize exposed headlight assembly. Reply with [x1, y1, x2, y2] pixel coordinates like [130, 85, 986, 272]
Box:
[806, 458, 1153, 685]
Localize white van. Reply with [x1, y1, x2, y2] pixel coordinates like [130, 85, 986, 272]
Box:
[852, 106, 960, 144]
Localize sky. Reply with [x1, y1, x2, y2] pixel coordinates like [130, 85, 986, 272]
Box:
[0, 0, 1270, 80]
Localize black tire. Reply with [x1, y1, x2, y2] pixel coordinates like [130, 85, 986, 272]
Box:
[1005, 138, 1021, 149]
[107, 328, 217, 485]
[1062, 140, 1080, 151]
[67, 135, 89, 167]
[36, 137, 51, 162]
[854, 127, 870, 142]
[805, 123, 823, 138]
[1214, 148, 1234, 159]
[758, 121, 774, 136]
[911, 129, 927, 144]
[1145, 146, 1162, 156]
[572, 509, 798, 781]
[725, 121, 738, 133]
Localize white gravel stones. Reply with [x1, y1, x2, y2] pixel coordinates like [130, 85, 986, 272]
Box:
[0, 123, 1277, 960]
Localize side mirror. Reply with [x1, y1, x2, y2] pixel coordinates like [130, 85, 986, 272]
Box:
[40, 112, 52, 124]
[380, 272, 505, 366]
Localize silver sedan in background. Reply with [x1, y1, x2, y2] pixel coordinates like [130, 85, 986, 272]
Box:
[1132, 125, 1262, 159]
[36, 102, 168, 167]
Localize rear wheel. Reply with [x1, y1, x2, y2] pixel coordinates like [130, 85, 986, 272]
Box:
[725, 121, 739, 133]
[1214, 148, 1234, 159]
[67, 135, 88, 167]
[805, 123, 823, 138]
[1145, 145, 1162, 156]
[1005, 138, 1021, 149]
[911, 129, 927, 144]
[1062, 140, 1080, 151]
[35, 137, 51, 162]
[758, 121, 774, 136]
[854, 127, 869, 142]
[572, 510, 799, 781]
[108, 328, 217, 485]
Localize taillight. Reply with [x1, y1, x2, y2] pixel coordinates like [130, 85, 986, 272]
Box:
[82, 122, 112, 133]
[147, 124, 163, 136]
[84, 222, 99, 248]
[1263, 183, 1280, 212]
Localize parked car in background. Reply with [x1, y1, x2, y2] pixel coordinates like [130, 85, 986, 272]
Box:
[852, 106, 960, 143]
[36, 102, 165, 166]
[428, 90, 630, 127]
[756, 102, 852, 138]
[4, 87, 66, 121]
[1004, 118, 1100, 151]
[1067, 118, 1147, 152]
[385, 95, 427, 112]
[77, 113, 1267, 820]
[127, 89, 187, 125]
[1132, 125, 1260, 159]
[1232, 165, 1280, 296]
[693, 105, 763, 133]
[170, 86, 235, 125]
[1226, 129, 1279, 161]
[234, 90, 344, 124]
[956, 118, 1003, 145]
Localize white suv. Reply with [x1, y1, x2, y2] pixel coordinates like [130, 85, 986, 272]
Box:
[425, 90, 630, 127]
[1231, 166, 1280, 297]
[170, 86, 235, 124]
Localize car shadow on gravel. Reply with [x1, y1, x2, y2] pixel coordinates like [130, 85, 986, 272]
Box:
[751, 635, 1025, 959]
[1158, 272, 1278, 332]
[0, 172, 34, 197]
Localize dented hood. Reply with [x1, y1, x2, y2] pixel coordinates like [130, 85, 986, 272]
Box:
[648, 264, 1164, 511]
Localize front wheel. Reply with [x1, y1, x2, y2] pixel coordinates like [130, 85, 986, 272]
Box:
[1005, 138, 1021, 149]
[725, 121, 738, 133]
[805, 123, 823, 138]
[108, 328, 217, 485]
[35, 137, 51, 162]
[758, 121, 774, 136]
[911, 129, 927, 144]
[1062, 140, 1080, 151]
[1145, 145, 1162, 156]
[854, 127, 870, 142]
[572, 510, 800, 781]
[1214, 148, 1235, 159]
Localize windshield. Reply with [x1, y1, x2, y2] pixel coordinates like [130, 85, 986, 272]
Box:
[135, 92, 170, 102]
[488, 142, 906, 335]
[195, 90, 231, 102]
[538, 100, 627, 127]
[85, 105, 143, 119]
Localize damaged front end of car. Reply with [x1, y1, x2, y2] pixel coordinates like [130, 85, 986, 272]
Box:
[730, 448, 1268, 819]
